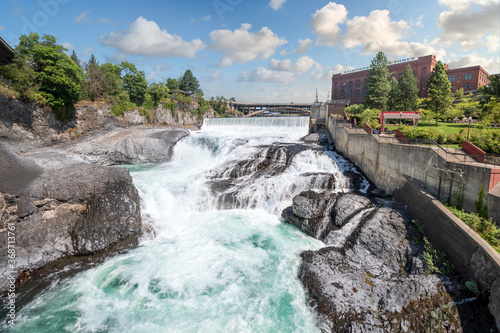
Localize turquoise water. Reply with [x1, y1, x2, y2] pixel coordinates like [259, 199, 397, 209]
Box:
[6, 123, 354, 332]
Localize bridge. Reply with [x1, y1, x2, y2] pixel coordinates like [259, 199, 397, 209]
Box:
[229, 102, 312, 116]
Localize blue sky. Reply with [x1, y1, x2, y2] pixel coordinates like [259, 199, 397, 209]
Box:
[1, 0, 499, 102]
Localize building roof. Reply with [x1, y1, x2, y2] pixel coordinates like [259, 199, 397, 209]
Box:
[0, 37, 15, 65]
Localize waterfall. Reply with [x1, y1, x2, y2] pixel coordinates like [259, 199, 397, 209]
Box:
[202, 116, 310, 133]
[6, 123, 368, 333]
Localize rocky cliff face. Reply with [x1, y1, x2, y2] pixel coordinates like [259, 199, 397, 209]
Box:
[0, 142, 142, 293]
[0, 95, 208, 148]
[282, 189, 498, 332]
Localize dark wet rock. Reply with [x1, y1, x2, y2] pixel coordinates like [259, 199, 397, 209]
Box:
[342, 171, 365, 191]
[282, 191, 373, 243]
[0, 143, 42, 194]
[283, 189, 497, 332]
[0, 143, 142, 293]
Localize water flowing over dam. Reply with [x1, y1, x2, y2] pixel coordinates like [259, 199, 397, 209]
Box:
[6, 118, 370, 332]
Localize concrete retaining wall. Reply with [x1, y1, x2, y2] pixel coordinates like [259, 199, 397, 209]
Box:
[394, 177, 500, 330]
[327, 117, 500, 222]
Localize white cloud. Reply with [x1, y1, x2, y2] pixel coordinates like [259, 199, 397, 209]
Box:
[410, 15, 424, 28]
[0, 26, 5, 31]
[310, 2, 348, 46]
[100, 17, 206, 58]
[155, 63, 171, 71]
[62, 42, 74, 50]
[238, 66, 295, 83]
[208, 70, 222, 81]
[269, 0, 287, 10]
[82, 47, 95, 58]
[446, 54, 500, 74]
[269, 59, 294, 71]
[201, 15, 211, 22]
[75, 10, 91, 23]
[295, 38, 313, 54]
[209, 23, 287, 66]
[296, 56, 320, 73]
[343, 10, 410, 49]
[437, 0, 499, 53]
[317, 64, 353, 81]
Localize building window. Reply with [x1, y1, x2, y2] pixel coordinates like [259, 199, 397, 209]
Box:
[355, 80, 360, 84]
[449, 74, 456, 82]
[451, 85, 455, 90]
[341, 93, 346, 99]
[342, 82, 346, 86]
[363, 90, 368, 97]
[464, 83, 471, 89]
[355, 90, 360, 97]
[348, 81, 353, 85]
[459, 76, 461, 80]
[465, 73, 472, 80]
[355, 84, 361, 90]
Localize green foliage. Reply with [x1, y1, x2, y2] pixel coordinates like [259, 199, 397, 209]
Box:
[412, 219, 425, 234]
[139, 108, 151, 122]
[0, 55, 38, 101]
[70, 50, 81, 68]
[446, 204, 499, 252]
[195, 96, 208, 116]
[465, 128, 500, 154]
[465, 280, 479, 294]
[142, 93, 155, 110]
[345, 104, 366, 115]
[365, 51, 390, 110]
[422, 237, 454, 275]
[8, 33, 83, 120]
[398, 126, 447, 144]
[166, 78, 179, 91]
[210, 96, 229, 115]
[178, 69, 200, 93]
[398, 64, 419, 111]
[426, 61, 452, 125]
[387, 77, 401, 111]
[475, 183, 489, 219]
[120, 62, 147, 106]
[111, 100, 136, 116]
[148, 82, 169, 107]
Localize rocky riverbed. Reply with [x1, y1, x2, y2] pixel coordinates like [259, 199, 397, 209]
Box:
[0, 127, 190, 294]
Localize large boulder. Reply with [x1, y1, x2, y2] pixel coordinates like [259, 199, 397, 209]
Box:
[66, 127, 189, 165]
[0, 143, 142, 293]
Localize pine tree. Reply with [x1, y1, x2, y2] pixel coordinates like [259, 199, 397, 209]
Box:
[365, 52, 390, 110]
[399, 64, 419, 111]
[70, 50, 81, 68]
[387, 77, 401, 111]
[426, 61, 452, 125]
[178, 69, 200, 93]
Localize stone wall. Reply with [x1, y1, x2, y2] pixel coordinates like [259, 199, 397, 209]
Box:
[394, 177, 500, 330]
[327, 117, 500, 222]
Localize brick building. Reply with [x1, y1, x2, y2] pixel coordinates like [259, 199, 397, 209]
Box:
[331, 55, 490, 105]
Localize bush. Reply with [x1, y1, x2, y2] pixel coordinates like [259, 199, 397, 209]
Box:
[399, 126, 447, 144]
[422, 237, 454, 275]
[111, 100, 136, 116]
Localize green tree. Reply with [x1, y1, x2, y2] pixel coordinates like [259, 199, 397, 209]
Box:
[398, 64, 419, 111]
[166, 78, 179, 91]
[365, 52, 391, 110]
[120, 62, 147, 106]
[0, 55, 38, 101]
[88, 54, 98, 66]
[387, 77, 401, 111]
[480, 75, 500, 124]
[70, 50, 81, 68]
[14, 33, 83, 120]
[148, 82, 169, 107]
[426, 61, 452, 125]
[178, 69, 200, 93]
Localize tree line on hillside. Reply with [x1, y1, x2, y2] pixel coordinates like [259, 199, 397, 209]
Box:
[353, 51, 500, 129]
[0, 33, 234, 121]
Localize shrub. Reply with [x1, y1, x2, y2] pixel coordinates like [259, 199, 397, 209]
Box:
[111, 100, 136, 116]
[422, 237, 454, 275]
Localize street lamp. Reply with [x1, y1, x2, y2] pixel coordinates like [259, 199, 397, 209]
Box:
[467, 116, 472, 141]
[399, 111, 402, 126]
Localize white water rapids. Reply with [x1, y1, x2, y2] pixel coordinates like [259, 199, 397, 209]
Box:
[6, 117, 367, 332]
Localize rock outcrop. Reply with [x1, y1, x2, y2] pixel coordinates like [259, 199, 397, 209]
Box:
[283, 190, 498, 332]
[65, 127, 189, 165]
[0, 142, 142, 293]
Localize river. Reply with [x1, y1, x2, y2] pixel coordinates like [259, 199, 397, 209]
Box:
[7, 117, 365, 332]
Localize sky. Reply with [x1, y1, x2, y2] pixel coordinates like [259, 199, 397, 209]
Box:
[0, 0, 499, 103]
